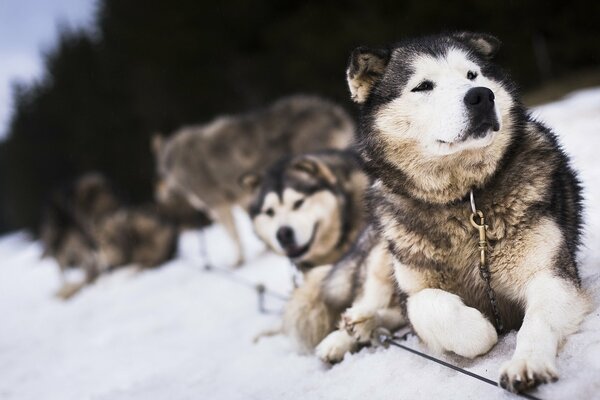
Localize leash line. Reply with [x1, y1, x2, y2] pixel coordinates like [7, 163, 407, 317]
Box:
[198, 230, 288, 313]
[198, 232, 541, 399]
[378, 331, 544, 400]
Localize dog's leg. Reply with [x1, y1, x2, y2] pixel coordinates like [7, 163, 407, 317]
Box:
[315, 329, 358, 363]
[341, 242, 401, 343]
[407, 288, 498, 358]
[374, 306, 406, 333]
[214, 205, 244, 267]
[499, 271, 590, 392]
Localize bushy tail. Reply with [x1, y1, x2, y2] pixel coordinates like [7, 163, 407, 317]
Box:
[282, 265, 337, 353]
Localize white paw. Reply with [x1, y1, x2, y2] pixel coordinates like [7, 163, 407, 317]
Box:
[340, 307, 376, 343]
[408, 289, 498, 358]
[315, 330, 356, 364]
[499, 355, 558, 393]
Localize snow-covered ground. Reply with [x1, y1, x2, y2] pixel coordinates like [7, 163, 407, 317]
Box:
[1, 89, 600, 400]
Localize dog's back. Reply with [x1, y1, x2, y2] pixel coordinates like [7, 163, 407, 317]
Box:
[155, 95, 355, 211]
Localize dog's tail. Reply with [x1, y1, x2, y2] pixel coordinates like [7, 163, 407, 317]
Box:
[283, 265, 338, 353]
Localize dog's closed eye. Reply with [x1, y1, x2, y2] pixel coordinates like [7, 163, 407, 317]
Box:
[411, 80, 435, 92]
[293, 198, 305, 210]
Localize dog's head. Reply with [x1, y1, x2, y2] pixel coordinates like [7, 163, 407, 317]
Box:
[347, 33, 517, 200]
[72, 172, 121, 223]
[243, 154, 343, 266]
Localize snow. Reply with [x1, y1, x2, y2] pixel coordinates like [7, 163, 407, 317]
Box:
[1, 89, 600, 400]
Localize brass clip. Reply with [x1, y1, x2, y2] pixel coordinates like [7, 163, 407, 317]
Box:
[470, 210, 488, 266]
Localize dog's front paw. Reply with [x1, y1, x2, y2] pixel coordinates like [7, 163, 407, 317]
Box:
[315, 330, 356, 364]
[408, 290, 497, 358]
[340, 307, 376, 343]
[499, 356, 558, 393]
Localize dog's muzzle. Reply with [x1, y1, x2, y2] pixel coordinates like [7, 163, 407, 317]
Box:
[276, 224, 318, 259]
[464, 87, 500, 139]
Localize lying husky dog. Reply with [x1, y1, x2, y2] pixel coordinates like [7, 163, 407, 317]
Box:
[245, 150, 368, 270]
[40, 173, 183, 299]
[248, 151, 405, 356]
[40, 173, 121, 291]
[153, 95, 355, 267]
[331, 32, 591, 392]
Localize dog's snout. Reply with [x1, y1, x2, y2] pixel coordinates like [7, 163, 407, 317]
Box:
[276, 226, 295, 247]
[464, 87, 495, 111]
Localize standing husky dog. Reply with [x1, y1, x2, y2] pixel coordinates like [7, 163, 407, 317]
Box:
[331, 32, 591, 392]
[245, 150, 368, 270]
[153, 95, 355, 267]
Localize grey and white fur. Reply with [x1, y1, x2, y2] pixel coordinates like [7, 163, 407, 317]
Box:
[324, 31, 592, 393]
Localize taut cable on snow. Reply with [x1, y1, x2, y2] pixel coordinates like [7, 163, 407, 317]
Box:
[375, 329, 544, 400]
[197, 230, 543, 398]
[197, 230, 288, 314]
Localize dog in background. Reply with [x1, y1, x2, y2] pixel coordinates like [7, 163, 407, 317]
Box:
[244, 149, 368, 270]
[247, 150, 405, 356]
[40, 173, 199, 299]
[152, 95, 355, 267]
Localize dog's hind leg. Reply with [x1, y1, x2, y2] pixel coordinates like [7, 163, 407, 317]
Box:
[499, 270, 591, 393]
[214, 205, 244, 267]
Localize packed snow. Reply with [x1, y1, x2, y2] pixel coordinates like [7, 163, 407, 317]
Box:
[1, 89, 600, 400]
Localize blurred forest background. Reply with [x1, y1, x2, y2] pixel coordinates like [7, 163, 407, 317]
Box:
[0, 0, 599, 233]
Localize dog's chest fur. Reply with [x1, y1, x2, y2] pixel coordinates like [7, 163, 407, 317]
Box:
[370, 126, 560, 329]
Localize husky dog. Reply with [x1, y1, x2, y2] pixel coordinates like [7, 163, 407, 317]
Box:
[244, 150, 368, 270]
[326, 32, 591, 392]
[40, 173, 181, 299]
[40, 173, 121, 292]
[152, 95, 355, 267]
[246, 151, 405, 357]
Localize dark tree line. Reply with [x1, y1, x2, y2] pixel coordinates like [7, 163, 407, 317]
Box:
[1, 0, 598, 232]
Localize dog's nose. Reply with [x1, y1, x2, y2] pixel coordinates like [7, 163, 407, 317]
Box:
[464, 87, 495, 112]
[276, 226, 295, 247]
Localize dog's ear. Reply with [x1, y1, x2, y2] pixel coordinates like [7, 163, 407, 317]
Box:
[291, 156, 337, 185]
[452, 32, 501, 60]
[151, 133, 164, 155]
[347, 46, 391, 103]
[239, 172, 262, 192]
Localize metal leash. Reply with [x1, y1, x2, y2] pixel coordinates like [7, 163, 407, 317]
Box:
[469, 190, 505, 334]
[375, 329, 544, 400]
[198, 230, 288, 314]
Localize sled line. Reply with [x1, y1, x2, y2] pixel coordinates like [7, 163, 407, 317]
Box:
[377, 329, 544, 400]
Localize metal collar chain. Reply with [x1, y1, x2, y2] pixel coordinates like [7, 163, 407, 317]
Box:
[469, 190, 505, 334]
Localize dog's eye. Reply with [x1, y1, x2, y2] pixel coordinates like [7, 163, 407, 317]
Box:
[467, 71, 478, 80]
[292, 198, 305, 210]
[265, 208, 275, 217]
[411, 80, 434, 92]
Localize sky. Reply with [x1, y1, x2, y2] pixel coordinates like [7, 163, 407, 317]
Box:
[0, 0, 96, 140]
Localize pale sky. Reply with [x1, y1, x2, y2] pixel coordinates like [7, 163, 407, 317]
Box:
[0, 0, 96, 139]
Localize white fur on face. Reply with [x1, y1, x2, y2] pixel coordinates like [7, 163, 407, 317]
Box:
[376, 48, 514, 157]
[253, 188, 339, 259]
